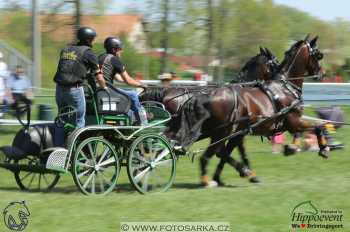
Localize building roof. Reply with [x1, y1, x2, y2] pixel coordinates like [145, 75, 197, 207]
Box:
[147, 51, 209, 69]
[41, 14, 143, 42]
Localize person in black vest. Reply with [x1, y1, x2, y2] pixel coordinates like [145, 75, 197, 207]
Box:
[99, 37, 148, 125]
[54, 27, 106, 128]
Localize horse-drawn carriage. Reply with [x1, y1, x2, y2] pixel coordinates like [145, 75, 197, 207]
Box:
[0, 81, 176, 195]
[0, 35, 329, 192]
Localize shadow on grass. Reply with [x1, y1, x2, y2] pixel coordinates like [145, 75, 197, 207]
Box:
[0, 181, 249, 195]
[171, 182, 248, 189]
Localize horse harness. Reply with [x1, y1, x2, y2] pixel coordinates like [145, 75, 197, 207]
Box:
[189, 79, 303, 154]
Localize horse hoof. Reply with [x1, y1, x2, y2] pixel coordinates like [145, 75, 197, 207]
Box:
[212, 177, 225, 187]
[318, 147, 330, 159]
[249, 176, 261, 183]
[205, 180, 219, 188]
[239, 167, 252, 178]
[283, 145, 299, 156]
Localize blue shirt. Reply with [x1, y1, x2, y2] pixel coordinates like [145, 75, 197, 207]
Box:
[7, 74, 31, 94]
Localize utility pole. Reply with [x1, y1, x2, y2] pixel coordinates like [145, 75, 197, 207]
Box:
[206, 0, 214, 76]
[63, 0, 81, 41]
[160, 0, 170, 74]
[217, 0, 227, 82]
[32, 0, 41, 87]
[74, 0, 81, 35]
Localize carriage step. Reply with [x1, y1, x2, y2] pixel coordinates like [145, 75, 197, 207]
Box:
[46, 148, 68, 173]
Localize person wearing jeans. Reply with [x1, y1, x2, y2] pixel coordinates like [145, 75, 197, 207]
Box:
[53, 27, 106, 128]
[98, 37, 148, 125]
[55, 85, 86, 128]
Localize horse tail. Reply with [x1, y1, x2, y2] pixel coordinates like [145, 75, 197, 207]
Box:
[139, 88, 165, 103]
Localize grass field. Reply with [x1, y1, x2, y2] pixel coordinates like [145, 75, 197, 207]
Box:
[0, 106, 349, 232]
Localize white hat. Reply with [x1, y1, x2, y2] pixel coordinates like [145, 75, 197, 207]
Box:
[158, 73, 172, 80]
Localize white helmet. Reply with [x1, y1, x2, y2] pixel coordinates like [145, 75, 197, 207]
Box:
[0, 52, 3, 59]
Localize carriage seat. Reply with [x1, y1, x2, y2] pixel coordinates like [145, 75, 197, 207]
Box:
[95, 83, 131, 115]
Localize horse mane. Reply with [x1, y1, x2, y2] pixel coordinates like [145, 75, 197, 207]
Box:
[231, 54, 262, 83]
[278, 39, 305, 73]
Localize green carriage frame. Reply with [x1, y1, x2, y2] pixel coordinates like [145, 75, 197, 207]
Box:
[46, 82, 177, 195]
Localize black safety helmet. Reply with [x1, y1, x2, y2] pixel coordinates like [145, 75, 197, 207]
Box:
[77, 27, 97, 44]
[104, 37, 123, 53]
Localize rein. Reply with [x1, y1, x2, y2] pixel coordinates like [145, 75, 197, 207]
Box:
[163, 88, 211, 105]
[188, 99, 302, 156]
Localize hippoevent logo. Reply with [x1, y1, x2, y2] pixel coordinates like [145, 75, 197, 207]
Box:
[3, 201, 30, 231]
[291, 201, 343, 230]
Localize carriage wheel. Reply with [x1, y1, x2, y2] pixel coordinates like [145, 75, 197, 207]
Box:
[127, 134, 176, 194]
[14, 156, 60, 191]
[72, 137, 120, 195]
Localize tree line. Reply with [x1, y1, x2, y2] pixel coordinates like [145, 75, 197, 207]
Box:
[1, 0, 350, 84]
[143, 0, 350, 81]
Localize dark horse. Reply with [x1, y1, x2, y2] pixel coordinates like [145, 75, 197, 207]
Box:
[140, 48, 279, 183]
[166, 36, 326, 186]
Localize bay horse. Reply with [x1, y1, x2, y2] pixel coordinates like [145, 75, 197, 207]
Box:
[140, 48, 279, 183]
[193, 36, 327, 186]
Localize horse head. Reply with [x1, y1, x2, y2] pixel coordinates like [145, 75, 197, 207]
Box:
[279, 35, 324, 87]
[234, 47, 280, 83]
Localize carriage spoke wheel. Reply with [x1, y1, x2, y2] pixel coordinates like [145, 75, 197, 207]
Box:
[127, 134, 176, 194]
[72, 137, 120, 195]
[14, 156, 60, 192]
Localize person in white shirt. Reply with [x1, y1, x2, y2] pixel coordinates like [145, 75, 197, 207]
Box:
[6, 65, 33, 114]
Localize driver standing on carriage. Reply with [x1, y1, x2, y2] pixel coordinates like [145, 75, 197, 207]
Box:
[54, 27, 106, 128]
[98, 37, 148, 125]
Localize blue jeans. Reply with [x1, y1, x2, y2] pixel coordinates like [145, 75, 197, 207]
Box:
[56, 85, 85, 128]
[117, 88, 141, 113]
[117, 88, 147, 125]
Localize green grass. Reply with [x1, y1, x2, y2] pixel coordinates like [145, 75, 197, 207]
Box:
[0, 107, 350, 232]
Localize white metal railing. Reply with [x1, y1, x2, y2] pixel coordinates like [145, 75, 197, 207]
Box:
[21, 81, 350, 106]
[0, 40, 33, 83]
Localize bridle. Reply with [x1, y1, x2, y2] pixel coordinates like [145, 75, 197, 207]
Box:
[278, 40, 323, 95]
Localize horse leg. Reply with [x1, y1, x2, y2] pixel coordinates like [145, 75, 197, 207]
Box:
[236, 137, 250, 169]
[314, 125, 330, 158]
[212, 154, 227, 186]
[236, 137, 260, 183]
[199, 143, 221, 186]
[287, 115, 329, 158]
[213, 137, 259, 185]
